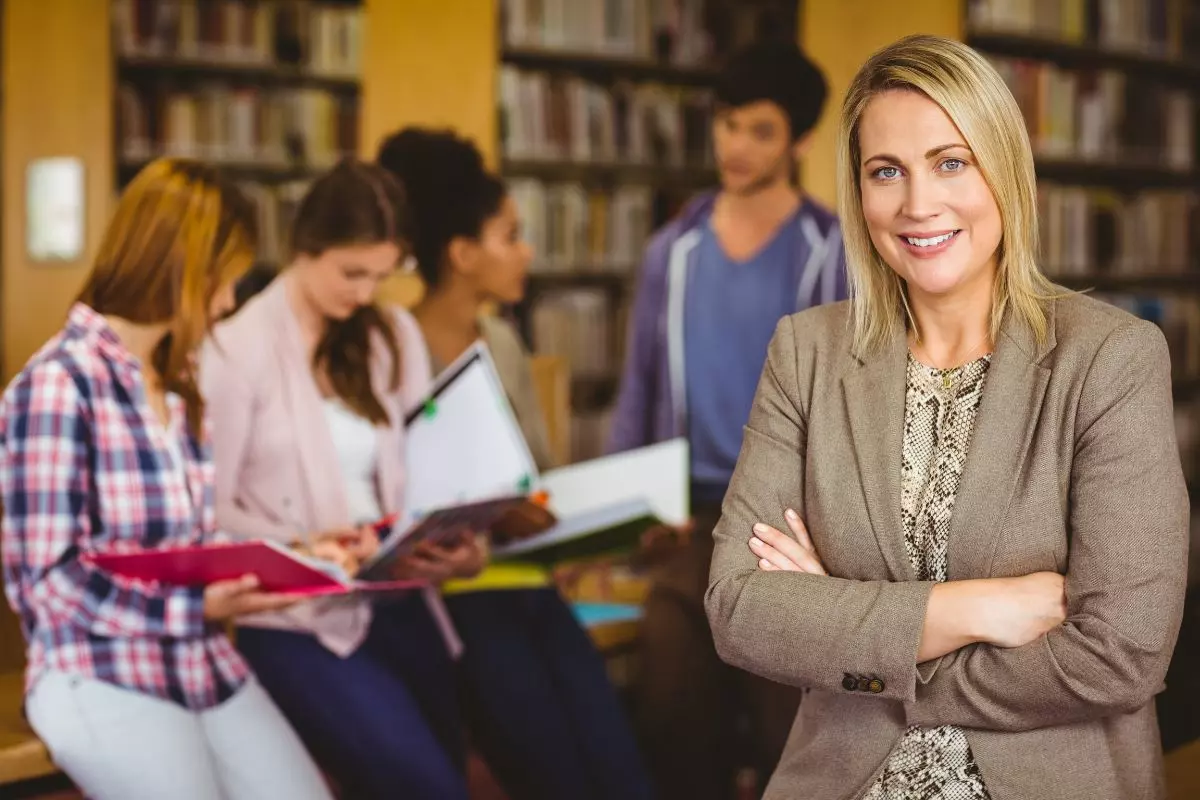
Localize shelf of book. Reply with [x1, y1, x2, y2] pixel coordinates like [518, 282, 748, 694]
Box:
[1035, 159, 1200, 192]
[116, 56, 361, 92]
[503, 159, 718, 188]
[966, 31, 1200, 87]
[501, 47, 718, 87]
[1052, 274, 1200, 293]
[112, 0, 364, 270]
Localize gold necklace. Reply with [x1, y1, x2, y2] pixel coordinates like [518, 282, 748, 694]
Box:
[910, 336, 991, 391]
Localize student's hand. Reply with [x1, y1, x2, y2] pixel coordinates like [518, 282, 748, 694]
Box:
[392, 533, 489, 583]
[296, 533, 362, 577]
[203, 575, 300, 621]
[633, 519, 694, 567]
[749, 509, 827, 575]
[973, 572, 1068, 648]
[332, 525, 380, 563]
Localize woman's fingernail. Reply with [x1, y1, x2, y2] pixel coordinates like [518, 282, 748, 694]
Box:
[750, 537, 762, 548]
[785, 508, 799, 520]
[760, 559, 771, 568]
[753, 523, 767, 534]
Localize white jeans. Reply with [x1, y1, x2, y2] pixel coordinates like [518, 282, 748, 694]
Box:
[26, 671, 334, 800]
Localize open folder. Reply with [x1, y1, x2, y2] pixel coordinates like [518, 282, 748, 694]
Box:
[86, 540, 427, 598]
[380, 341, 688, 569]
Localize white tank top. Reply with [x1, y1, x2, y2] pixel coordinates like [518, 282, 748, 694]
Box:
[321, 398, 383, 524]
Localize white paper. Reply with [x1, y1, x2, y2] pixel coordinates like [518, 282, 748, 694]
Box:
[402, 343, 538, 529]
[494, 438, 689, 557]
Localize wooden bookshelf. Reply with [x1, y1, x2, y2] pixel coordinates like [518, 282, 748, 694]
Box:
[1052, 273, 1200, 293]
[966, 31, 1200, 87]
[1034, 158, 1200, 191]
[501, 47, 718, 86]
[111, 0, 365, 273]
[499, 1, 800, 457]
[503, 159, 718, 187]
[966, 0, 1200, 493]
[116, 55, 361, 92]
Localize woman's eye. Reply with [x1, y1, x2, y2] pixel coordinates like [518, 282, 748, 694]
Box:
[872, 166, 900, 180]
[940, 158, 966, 173]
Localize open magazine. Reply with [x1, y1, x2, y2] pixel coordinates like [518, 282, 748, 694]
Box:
[372, 341, 688, 571]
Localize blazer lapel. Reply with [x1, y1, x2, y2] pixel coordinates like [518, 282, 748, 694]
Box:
[843, 317, 915, 582]
[946, 308, 1055, 580]
[266, 278, 352, 534]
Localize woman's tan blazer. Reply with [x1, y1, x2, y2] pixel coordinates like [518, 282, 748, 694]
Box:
[706, 292, 1190, 800]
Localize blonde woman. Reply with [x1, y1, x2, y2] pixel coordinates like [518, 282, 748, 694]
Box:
[706, 34, 1188, 800]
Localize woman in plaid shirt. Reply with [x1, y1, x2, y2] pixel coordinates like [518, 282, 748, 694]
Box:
[0, 159, 333, 800]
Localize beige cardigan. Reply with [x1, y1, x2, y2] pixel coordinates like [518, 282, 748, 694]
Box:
[200, 276, 460, 657]
[707, 293, 1190, 800]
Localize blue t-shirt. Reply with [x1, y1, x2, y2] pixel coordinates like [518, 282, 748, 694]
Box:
[684, 215, 799, 488]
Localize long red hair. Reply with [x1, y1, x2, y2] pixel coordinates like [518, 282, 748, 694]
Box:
[75, 158, 256, 438]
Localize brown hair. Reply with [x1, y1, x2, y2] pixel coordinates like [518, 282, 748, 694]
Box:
[291, 158, 411, 425]
[76, 158, 256, 438]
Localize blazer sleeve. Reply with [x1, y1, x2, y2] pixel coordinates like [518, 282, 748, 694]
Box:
[906, 318, 1190, 732]
[199, 342, 297, 543]
[706, 316, 938, 700]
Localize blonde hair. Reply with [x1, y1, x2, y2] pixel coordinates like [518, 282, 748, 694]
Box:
[76, 158, 256, 437]
[836, 34, 1057, 354]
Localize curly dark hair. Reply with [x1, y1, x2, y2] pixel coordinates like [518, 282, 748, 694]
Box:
[375, 127, 507, 289]
[715, 40, 829, 140]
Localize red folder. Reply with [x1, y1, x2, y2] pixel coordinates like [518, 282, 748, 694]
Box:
[85, 540, 426, 598]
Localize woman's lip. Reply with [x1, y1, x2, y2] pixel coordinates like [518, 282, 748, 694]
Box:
[897, 230, 960, 258]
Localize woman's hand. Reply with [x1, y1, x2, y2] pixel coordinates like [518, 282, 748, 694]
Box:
[976, 571, 1068, 648]
[392, 533, 489, 583]
[203, 575, 300, 621]
[748, 509, 827, 575]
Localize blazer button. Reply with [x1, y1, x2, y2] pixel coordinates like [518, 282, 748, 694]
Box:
[842, 674, 858, 692]
[856, 677, 872, 692]
[868, 678, 885, 694]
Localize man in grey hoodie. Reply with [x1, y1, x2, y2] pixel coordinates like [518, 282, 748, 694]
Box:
[609, 40, 846, 799]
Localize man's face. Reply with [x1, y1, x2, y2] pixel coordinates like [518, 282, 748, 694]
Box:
[713, 100, 807, 196]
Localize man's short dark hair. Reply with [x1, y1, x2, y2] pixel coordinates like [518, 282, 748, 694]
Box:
[714, 40, 829, 141]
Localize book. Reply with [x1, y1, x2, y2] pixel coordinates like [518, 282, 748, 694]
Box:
[85, 539, 426, 598]
[355, 494, 550, 581]
[493, 437, 689, 565]
[355, 344, 556, 579]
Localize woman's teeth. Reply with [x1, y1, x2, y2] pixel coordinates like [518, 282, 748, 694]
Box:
[905, 232, 957, 247]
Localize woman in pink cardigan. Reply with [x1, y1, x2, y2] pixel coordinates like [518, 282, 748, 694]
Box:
[201, 160, 483, 799]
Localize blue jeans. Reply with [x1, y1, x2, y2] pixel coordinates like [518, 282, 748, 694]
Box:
[445, 587, 654, 800]
[236, 595, 467, 800]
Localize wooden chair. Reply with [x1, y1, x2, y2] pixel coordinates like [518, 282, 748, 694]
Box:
[0, 671, 60, 791]
[529, 355, 571, 466]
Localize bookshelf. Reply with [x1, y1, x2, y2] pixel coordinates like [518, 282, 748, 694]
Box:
[111, 0, 364, 283]
[497, 0, 800, 461]
[964, 0, 1200, 489]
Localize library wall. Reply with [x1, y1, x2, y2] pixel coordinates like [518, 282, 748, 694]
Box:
[0, 0, 114, 670]
[363, 0, 498, 309]
[1, 0, 112, 388]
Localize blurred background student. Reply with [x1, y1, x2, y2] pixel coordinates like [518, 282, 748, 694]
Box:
[202, 159, 484, 800]
[606, 40, 845, 800]
[0, 159, 331, 800]
[378, 126, 654, 800]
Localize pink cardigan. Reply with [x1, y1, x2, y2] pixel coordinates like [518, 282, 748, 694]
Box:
[199, 275, 460, 658]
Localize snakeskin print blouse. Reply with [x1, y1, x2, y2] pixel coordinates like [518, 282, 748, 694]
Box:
[861, 353, 993, 800]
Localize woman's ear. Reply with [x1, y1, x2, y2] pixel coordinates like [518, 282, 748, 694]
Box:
[447, 236, 479, 277]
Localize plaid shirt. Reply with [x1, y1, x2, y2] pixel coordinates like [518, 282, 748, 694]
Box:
[0, 304, 249, 710]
